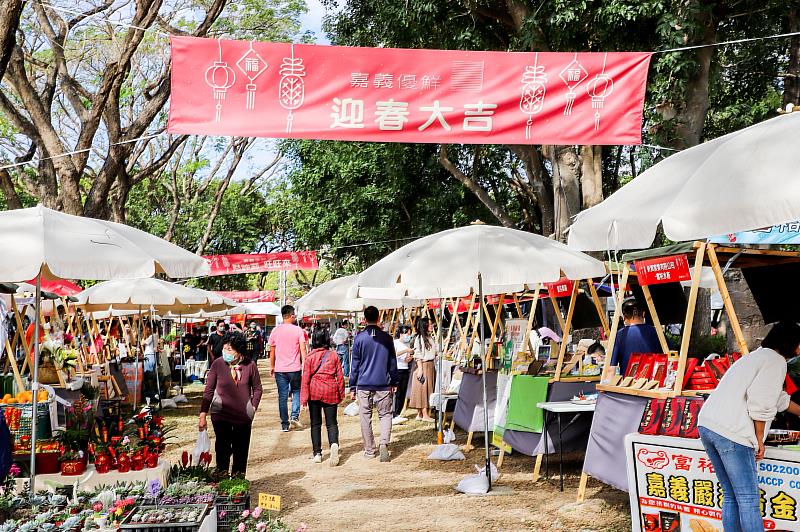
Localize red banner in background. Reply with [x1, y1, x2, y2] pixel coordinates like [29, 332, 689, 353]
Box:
[169, 36, 651, 145]
[204, 251, 318, 276]
[214, 290, 276, 302]
[635, 255, 691, 286]
[545, 278, 575, 298]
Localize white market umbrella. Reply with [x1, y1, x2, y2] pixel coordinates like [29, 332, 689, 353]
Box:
[355, 224, 606, 491]
[296, 274, 408, 315]
[356, 224, 606, 299]
[0, 205, 209, 493]
[567, 111, 800, 251]
[77, 278, 235, 402]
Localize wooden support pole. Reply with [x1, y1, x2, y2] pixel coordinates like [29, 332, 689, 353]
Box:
[706, 244, 749, 355]
[550, 296, 567, 334]
[522, 286, 542, 358]
[587, 280, 610, 338]
[640, 284, 670, 354]
[533, 454, 544, 482]
[554, 282, 579, 381]
[601, 266, 631, 380]
[674, 242, 708, 396]
[577, 472, 589, 502]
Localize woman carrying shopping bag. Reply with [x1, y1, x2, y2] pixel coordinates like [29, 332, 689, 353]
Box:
[301, 327, 344, 466]
[198, 331, 263, 476]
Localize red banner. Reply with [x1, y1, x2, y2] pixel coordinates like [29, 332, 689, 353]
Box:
[214, 290, 276, 302]
[169, 36, 651, 145]
[204, 251, 318, 276]
[635, 255, 691, 286]
[545, 278, 575, 298]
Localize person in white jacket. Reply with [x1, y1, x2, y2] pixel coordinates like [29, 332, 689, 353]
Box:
[698, 321, 800, 532]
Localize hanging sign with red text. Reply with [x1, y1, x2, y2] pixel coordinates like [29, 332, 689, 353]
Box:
[204, 252, 318, 276]
[634, 255, 691, 286]
[169, 36, 651, 145]
[545, 278, 575, 298]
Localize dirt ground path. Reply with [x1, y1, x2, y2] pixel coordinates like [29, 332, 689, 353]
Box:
[163, 361, 631, 531]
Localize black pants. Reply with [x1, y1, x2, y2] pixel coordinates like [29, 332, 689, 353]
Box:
[308, 400, 339, 456]
[394, 369, 410, 417]
[212, 419, 252, 476]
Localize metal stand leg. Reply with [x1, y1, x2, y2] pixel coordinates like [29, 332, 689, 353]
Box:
[543, 411, 550, 480]
[558, 412, 564, 492]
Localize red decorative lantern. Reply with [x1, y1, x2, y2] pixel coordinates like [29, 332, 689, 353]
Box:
[519, 53, 548, 140]
[204, 41, 237, 123]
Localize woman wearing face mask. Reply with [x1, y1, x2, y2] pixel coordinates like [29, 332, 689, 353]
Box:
[698, 321, 800, 531]
[199, 331, 263, 477]
[392, 326, 415, 425]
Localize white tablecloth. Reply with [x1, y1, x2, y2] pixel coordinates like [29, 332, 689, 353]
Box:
[19, 458, 170, 493]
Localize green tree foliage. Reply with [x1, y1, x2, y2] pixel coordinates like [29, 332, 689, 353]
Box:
[277, 140, 492, 272]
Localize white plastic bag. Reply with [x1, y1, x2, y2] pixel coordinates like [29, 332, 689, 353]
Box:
[192, 430, 211, 465]
[443, 429, 456, 443]
[427, 444, 465, 461]
[455, 463, 499, 494]
[173, 394, 188, 404]
[160, 398, 178, 409]
[344, 401, 359, 417]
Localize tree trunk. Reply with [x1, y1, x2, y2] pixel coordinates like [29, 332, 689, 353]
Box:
[580, 145, 603, 209]
[784, 5, 800, 109]
[0, 0, 22, 84]
[724, 268, 767, 352]
[438, 145, 517, 228]
[548, 146, 581, 242]
[687, 287, 712, 354]
[0, 169, 22, 209]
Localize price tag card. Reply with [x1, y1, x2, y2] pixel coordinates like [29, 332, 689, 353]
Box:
[258, 493, 281, 512]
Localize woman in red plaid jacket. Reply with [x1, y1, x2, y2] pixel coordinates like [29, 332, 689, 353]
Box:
[300, 326, 344, 466]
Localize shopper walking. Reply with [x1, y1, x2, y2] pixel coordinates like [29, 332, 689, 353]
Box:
[300, 327, 344, 466]
[332, 322, 351, 377]
[392, 325, 414, 424]
[199, 332, 263, 476]
[350, 306, 398, 462]
[409, 317, 436, 422]
[269, 305, 308, 432]
[698, 321, 800, 532]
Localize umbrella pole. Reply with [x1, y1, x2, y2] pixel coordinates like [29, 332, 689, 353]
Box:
[133, 305, 142, 411]
[29, 274, 41, 496]
[150, 308, 162, 408]
[179, 313, 184, 394]
[437, 294, 445, 444]
[478, 274, 491, 491]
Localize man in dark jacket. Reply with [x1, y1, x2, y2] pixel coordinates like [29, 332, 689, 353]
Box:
[350, 306, 398, 462]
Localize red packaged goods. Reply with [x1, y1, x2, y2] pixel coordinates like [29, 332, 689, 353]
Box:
[731, 352, 742, 362]
[636, 360, 654, 381]
[718, 356, 730, 370]
[659, 511, 680, 532]
[642, 512, 661, 532]
[682, 358, 699, 389]
[639, 398, 667, 435]
[706, 358, 728, 381]
[659, 397, 687, 437]
[626, 354, 643, 378]
[679, 397, 704, 438]
[652, 362, 668, 387]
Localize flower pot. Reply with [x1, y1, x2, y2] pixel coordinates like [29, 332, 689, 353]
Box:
[94, 453, 110, 474]
[60, 459, 85, 476]
[131, 454, 144, 471]
[145, 453, 159, 468]
[117, 453, 131, 473]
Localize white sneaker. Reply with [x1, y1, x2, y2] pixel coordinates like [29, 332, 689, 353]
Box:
[329, 443, 340, 467]
[290, 419, 304, 430]
[312, 454, 322, 463]
[392, 416, 408, 425]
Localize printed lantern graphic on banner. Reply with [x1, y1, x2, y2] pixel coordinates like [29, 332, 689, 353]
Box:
[586, 52, 615, 131]
[519, 53, 547, 140]
[205, 40, 236, 123]
[559, 53, 589, 116]
[235, 41, 269, 110]
[279, 44, 306, 133]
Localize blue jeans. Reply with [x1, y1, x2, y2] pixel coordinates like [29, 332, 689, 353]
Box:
[698, 427, 763, 532]
[275, 371, 301, 428]
[336, 344, 350, 377]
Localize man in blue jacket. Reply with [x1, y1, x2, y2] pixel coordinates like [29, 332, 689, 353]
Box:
[350, 306, 398, 462]
[611, 298, 663, 374]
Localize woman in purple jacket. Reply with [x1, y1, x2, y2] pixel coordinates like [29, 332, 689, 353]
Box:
[199, 332, 263, 476]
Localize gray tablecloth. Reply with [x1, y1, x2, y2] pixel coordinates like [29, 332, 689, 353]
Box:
[502, 381, 597, 455]
[582, 391, 649, 492]
[453, 371, 498, 432]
